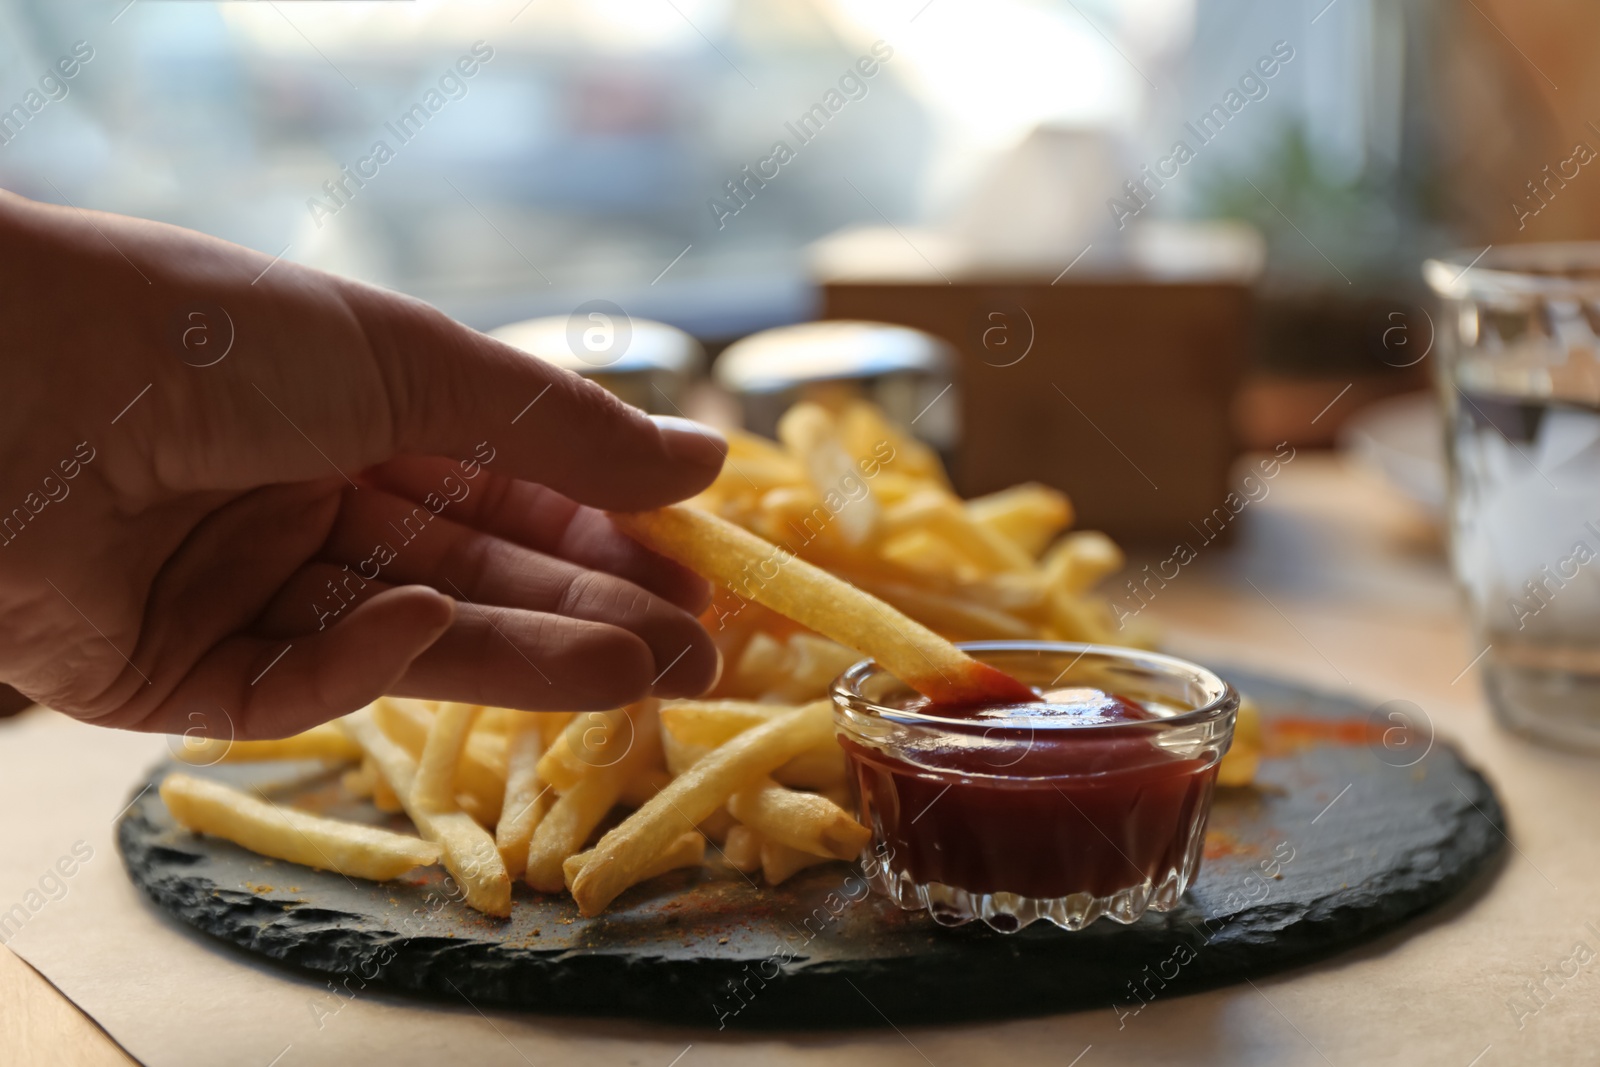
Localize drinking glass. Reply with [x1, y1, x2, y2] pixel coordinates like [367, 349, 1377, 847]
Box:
[1425, 244, 1600, 749]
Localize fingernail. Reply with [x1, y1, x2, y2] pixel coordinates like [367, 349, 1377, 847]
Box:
[651, 415, 728, 467]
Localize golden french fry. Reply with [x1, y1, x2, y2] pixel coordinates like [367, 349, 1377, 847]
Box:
[748, 486, 851, 556]
[663, 731, 843, 791]
[341, 713, 512, 917]
[1215, 747, 1260, 788]
[878, 528, 976, 579]
[778, 402, 878, 546]
[1046, 587, 1111, 643]
[660, 700, 846, 789]
[660, 699, 793, 747]
[864, 470, 922, 506]
[342, 758, 376, 800]
[412, 703, 481, 813]
[609, 506, 1036, 705]
[526, 705, 662, 892]
[1217, 697, 1262, 788]
[370, 757, 404, 814]
[474, 707, 520, 734]
[177, 722, 362, 765]
[160, 772, 439, 882]
[722, 428, 807, 490]
[721, 825, 763, 873]
[849, 575, 1034, 641]
[537, 711, 576, 746]
[662, 727, 710, 778]
[821, 553, 1044, 614]
[526, 772, 623, 893]
[965, 483, 1073, 558]
[570, 700, 834, 915]
[882, 490, 1035, 575]
[375, 698, 506, 823]
[820, 784, 854, 809]
[618, 768, 673, 809]
[761, 840, 832, 885]
[773, 746, 848, 791]
[729, 632, 789, 699]
[1043, 530, 1125, 594]
[537, 708, 631, 794]
[697, 806, 737, 845]
[561, 832, 705, 893]
[769, 634, 862, 703]
[495, 714, 548, 878]
[979, 570, 1053, 614]
[371, 780, 404, 814]
[726, 777, 870, 861]
[709, 456, 803, 499]
[837, 399, 950, 491]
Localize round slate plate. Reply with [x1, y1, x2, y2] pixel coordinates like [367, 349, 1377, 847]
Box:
[118, 667, 1505, 1029]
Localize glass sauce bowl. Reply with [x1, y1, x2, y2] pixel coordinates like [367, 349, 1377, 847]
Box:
[832, 641, 1239, 932]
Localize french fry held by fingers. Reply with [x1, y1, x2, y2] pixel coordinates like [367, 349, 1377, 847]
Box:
[569, 700, 834, 916]
[726, 777, 870, 861]
[176, 722, 363, 765]
[561, 832, 705, 894]
[159, 773, 440, 882]
[608, 506, 1038, 706]
[341, 712, 512, 918]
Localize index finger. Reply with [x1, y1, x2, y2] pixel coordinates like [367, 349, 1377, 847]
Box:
[344, 281, 727, 512]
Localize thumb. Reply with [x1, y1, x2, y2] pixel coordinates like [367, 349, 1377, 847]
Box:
[345, 283, 726, 511]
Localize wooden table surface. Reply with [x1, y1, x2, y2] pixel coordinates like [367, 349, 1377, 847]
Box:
[0, 453, 1546, 1065]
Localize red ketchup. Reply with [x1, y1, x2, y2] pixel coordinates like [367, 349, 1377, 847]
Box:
[842, 687, 1218, 900]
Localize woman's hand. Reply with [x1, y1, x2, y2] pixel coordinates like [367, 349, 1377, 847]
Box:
[0, 189, 727, 739]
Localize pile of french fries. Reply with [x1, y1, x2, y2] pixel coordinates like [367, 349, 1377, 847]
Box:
[695, 397, 1145, 658]
[159, 397, 1259, 919]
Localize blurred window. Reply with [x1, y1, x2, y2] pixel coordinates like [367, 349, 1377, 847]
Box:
[0, 0, 1410, 334]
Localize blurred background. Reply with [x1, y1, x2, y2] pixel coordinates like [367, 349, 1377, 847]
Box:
[0, 0, 1585, 547]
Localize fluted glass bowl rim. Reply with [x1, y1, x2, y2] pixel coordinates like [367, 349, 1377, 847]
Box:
[831, 640, 1239, 735]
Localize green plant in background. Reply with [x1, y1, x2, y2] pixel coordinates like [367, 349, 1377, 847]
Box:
[1194, 119, 1455, 377]
[1196, 119, 1446, 293]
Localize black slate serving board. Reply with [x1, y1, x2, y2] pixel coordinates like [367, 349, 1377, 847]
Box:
[118, 667, 1505, 1029]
